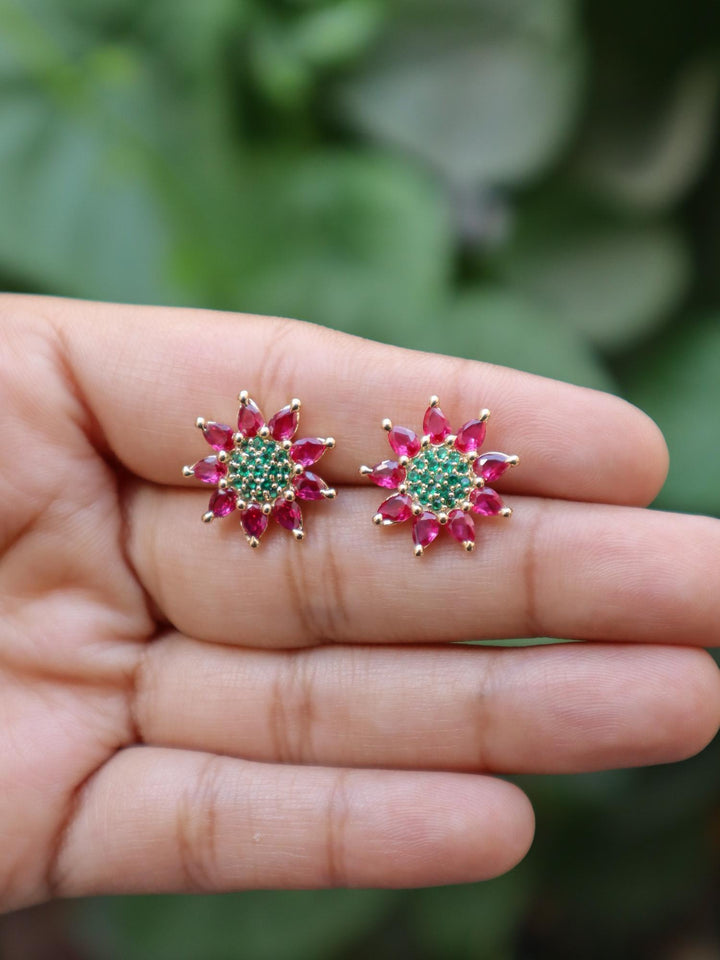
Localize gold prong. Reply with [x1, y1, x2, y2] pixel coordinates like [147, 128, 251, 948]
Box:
[429, 395, 440, 407]
[508, 455, 520, 467]
[466, 451, 479, 462]
[473, 477, 485, 489]
[398, 455, 410, 467]
[293, 529, 304, 541]
[217, 450, 230, 463]
[322, 488, 337, 499]
[282, 439, 292, 451]
[261, 502, 273, 516]
[324, 437, 336, 448]
[182, 465, 194, 478]
[412, 503, 423, 516]
[501, 506, 513, 518]
[461, 501, 472, 512]
[421, 435, 431, 448]
[259, 425, 270, 438]
[414, 544, 424, 557]
[232, 431, 243, 445]
[202, 511, 214, 523]
[247, 536, 260, 548]
[237, 499, 247, 511]
[238, 390, 250, 404]
[382, 418, 393, 432]
[463, 540, 475, 552]
[445, 435, 457, 447]
[373, 513, 383, 525]
[196, 417, 206, 430]
[293, 464, 304, 476]
[290, 398, 301, 412]
[359, 465, 373, 476]
[479, 408, 490, 422]
[398, 483, 408, 494]
[438, 512, 448, 525]
[284, 489, 296, 501]
[218, 478, 228, 490]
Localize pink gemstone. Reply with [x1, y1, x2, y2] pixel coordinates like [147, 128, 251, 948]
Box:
[191, 456, 226, 484]
[209, 488, 237, 517]
[290, 438, 326, 467]
[377, 493, 413, 524]
[422, 404, 451, 443]
[274, 498, 303, 532]
[366, 460, 406, 490]
[268, 405, 299, 441]
[455, 419, 487, 454]
[470, 487, 504, 516]
[447, 508, 475, 544]
[388, 425, 421, 459]
[242, 503, 268, 539]
[474, 452, 514, 483]
[412, 511, 441, 548]
[203, 421, 235, 451]
[293, 471, 327, 501]
[237, 398, 264, 437]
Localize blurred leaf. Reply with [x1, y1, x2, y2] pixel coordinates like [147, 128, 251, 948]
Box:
[291, 0, 385, 69]
[338, 0, 583, 186]
[620, 315, 720, 515]
[495, 193, 692, 349]
[75, 890, 397, 960]
[576, 60, 720, 211]
[412, 287, 615, 391]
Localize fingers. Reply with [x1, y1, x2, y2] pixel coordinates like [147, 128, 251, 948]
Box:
[52, 747, 534, 896]
[30, 294, 668, 504]
[127, 484, 720, 648]
[134, 635, 720, 774]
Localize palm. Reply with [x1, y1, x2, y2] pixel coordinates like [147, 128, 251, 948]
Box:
[0, 295, 718, 914]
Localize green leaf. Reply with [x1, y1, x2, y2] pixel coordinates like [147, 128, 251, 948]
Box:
[494, 193, 692, 349]
[620, 315, 720, 515]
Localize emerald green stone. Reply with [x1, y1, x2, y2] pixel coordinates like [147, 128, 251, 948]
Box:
[405, 443, 475, 511]
[228, 436, 294, 503]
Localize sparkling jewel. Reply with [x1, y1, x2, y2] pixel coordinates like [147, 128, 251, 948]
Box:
[377, 493, 413, 524]
[470, 486, 504, 516]
[405, 445, 473, 512]
[237, 399, 264, 438]
[388, 425, 421, 459]
[366, 460, 406, 490]
[191, 456, 226, 484]
[447, 508, 475, 544]
[422, 404, 451, 443]
[293, 471, 327, 501]
[203, 421, 235, 451]
[209, 488, 237, 517]
[242, 503, 268, 539]
[274, 499, 303, 532]
[229, 436, 293, 503]
[290, 438, 326, 466]
[268, 405, 299, 441]
[455, 419, 487, 454]
[474, 452, 514, 483]
[412, 511, 441, 548]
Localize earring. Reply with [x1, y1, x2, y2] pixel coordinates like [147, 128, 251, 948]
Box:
[183, 392, 335, 547]
[361, 396, 518, 556]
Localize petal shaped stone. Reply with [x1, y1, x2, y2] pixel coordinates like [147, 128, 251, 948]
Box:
[242, 503, 268, 539]
[209, 488, 237, 517]
[191, 456, 226, 484]
[237, 399, 264, 437]
[290, 438, 326, 467]
[376, 493, 413, 524]
[455, 419, 487, 454]
[293, 471, 327, 501]
[474, 452, 514, 483]
[470, 487, 504, 516]
[423, 405, 451, 444]
[412, 511, 441, 548]
[367, 460, 406, 490]
[268, 405, 299, 441]
[447, 508, 475, 543]
[203, 421, 235, 451]
[274, 498, 303, 532]
[388, 425, 421, 459]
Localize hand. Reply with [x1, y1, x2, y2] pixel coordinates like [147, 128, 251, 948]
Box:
[0, 294, 718, 913]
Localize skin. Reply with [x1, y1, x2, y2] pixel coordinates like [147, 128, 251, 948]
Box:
[0, 293, 719, 913]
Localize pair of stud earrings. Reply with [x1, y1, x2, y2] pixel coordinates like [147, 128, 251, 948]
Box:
[182, 391, 518, 556]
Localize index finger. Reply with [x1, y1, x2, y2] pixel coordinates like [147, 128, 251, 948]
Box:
[31, 294, 668, 505]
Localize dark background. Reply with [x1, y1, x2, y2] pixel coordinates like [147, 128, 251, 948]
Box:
[1, 0, 720, 957]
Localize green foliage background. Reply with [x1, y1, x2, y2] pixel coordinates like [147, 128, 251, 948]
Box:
[1, 0, 720, 956]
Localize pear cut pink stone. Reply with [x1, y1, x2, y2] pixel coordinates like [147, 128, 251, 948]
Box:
[423, 405, 451, 443]
[412, 511, 441, 549]
[209, 488, 237, 517]
[290, 438, 326, 466]
[474, 452, 514, 483]
[274, 499, 303, 532]
[447, 508, 475, 544]
[470, 487, 504, 516]
[237, 399, 264, 437]
[293, 471, 327, 501]
[367, 460, 406, 490]
[455, 419, 487, 454]
[203, 422, 235, 451]
[268, 405, 299, 441]
[377, 493, 413, 524]
[191, 456, 226, 484]
[388, 426, 421, 459]
[242, 503, 268, 539]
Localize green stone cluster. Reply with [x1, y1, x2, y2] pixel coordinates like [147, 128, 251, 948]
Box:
[228, 436, 294, 503]
[405, 444, 474, 512]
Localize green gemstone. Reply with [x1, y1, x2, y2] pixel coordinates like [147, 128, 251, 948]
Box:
[406, 442, 475, 510]
[229, 437, 294, 502]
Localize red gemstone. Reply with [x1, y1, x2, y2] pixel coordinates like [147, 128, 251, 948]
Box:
[412, 511, 441, 548]
[274, 498, 303, 532]
[290, 438, 326, 467]
[423, 404, 451, 443]
[293, 471, 327, 501]
[237, 399, 264, 437]
[470, 487, 504, 516]
[447, 508, 475, 544]
[455, 419, 487, 454]
[191, 456, 226, 484]
[203, 421, 235, 451]
[474, 452, 514, 483]
[242, 503, 268, 539]
[268, 405, 299, 441]
[209, 488, 237, 517]
[388, 425, 421, 459]
[377, 493, 413, 524]
[366, 460, 406, 490]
